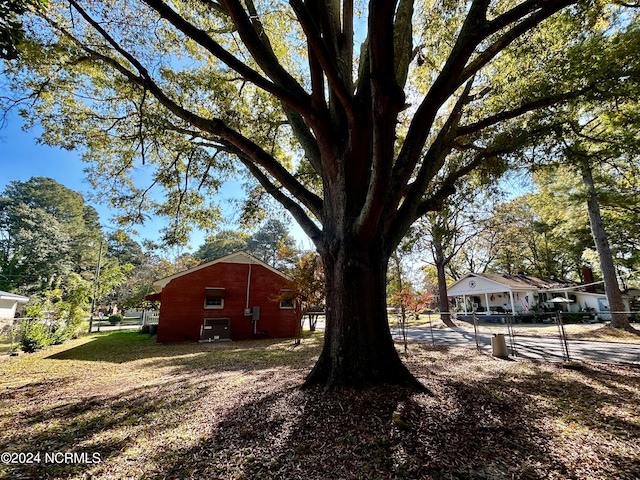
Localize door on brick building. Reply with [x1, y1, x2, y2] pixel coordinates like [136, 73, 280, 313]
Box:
[200, 318, 230, 341]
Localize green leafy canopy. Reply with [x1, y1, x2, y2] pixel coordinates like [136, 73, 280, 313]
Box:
[1, 0, 638, 253]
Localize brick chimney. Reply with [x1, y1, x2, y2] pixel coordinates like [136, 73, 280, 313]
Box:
[582, 266, 596, 292]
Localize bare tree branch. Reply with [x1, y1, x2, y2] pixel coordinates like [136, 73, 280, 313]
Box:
[239, 156, 322, 242]
[289, 0, 354, 118]
[142, 0, 314, 117]
[393, 0, 577, 210]
[65, 0, 324, 221]
[457, 88, 590, 136]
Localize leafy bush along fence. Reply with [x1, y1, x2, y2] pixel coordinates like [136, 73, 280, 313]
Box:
[19, 318, 55, 352]
[20, 317, 79, 352]
[0, 316, 86, 354]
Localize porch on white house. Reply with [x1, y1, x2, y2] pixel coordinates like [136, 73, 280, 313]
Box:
[447, 273, 635, 322]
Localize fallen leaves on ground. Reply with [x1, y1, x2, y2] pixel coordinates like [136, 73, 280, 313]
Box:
[0, 332, 638, 479]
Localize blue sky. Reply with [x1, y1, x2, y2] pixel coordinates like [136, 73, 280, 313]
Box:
[0, 115, 311, 251]
[0, 118, 186, 247]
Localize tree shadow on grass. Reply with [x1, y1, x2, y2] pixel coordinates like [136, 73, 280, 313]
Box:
[1, 332, 323, 478]
[4, 337, 639, 480]
[141, 364, 584, 480]
[146, 385, 436, 480]
[518, 361, 640, 434]
[152, 350, 636, 480]
[0, 376, 212, 479]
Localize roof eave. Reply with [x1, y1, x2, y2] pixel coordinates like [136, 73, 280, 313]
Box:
[152, 251, 291, 292]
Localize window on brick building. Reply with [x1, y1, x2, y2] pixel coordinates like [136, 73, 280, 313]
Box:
[205, 287, 225, 309]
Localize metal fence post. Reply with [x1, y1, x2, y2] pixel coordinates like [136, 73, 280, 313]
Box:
[556, 311, 571, 362]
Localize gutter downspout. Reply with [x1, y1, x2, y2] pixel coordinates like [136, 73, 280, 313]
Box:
[245, 259, 256, 334]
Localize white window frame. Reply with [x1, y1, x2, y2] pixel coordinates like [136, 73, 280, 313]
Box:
[280, 299, 295, 309]
[279, 291, 295, 309]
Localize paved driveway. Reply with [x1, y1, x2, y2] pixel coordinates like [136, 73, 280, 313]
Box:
[393, 324, 640, 365]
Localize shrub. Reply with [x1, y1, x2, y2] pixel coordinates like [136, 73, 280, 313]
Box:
[20, 318, 52, 353]
[25, 305, 45, 320]
[563, 313, 588, 324]
[49, 319, 71, 345]
[52, 299, 86, 339]
[108, 314, 124, 325]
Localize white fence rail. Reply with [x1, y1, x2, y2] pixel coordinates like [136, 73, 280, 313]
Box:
[141, 310, 159, 326]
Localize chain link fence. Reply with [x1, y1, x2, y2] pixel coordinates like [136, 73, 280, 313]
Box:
[390, 312, 640, 364]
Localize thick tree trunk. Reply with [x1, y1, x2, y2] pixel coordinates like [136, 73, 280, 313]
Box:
[304, 240, 425, 390]
[433, 239, 456, 327]
[580, 159, 630, 330]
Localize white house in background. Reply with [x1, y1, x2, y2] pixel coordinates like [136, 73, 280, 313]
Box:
[0, 291, 29, 320]
[447, 273, 634, 318]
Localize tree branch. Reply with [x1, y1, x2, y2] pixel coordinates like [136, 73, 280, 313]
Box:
[457, 88, 589, 136]
[220, 0, 310, 99]
[394, 0, 577, 208]
[392, 0, 490, 197]
[289, 0, 354, 118]
[283, 106, 323, 173]
[64, 1, 324, 222]
[414, 155, 487, 220]
[394, 0, 414, 89]
[355, 0, 406, 236]
[458, 0, 577, 85]
[239, 156, 322, 243]
[141, 0, 314, 117]
[386, 79, 474, 235]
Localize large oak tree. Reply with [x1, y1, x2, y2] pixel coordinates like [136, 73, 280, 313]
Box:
[3, 0, 637, 388]
[0, 177, 104, 294]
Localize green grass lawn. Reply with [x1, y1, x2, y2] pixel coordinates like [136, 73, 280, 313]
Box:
[1, 330, 638, 479]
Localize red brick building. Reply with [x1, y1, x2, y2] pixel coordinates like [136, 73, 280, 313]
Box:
[147, 251, 297, 342]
